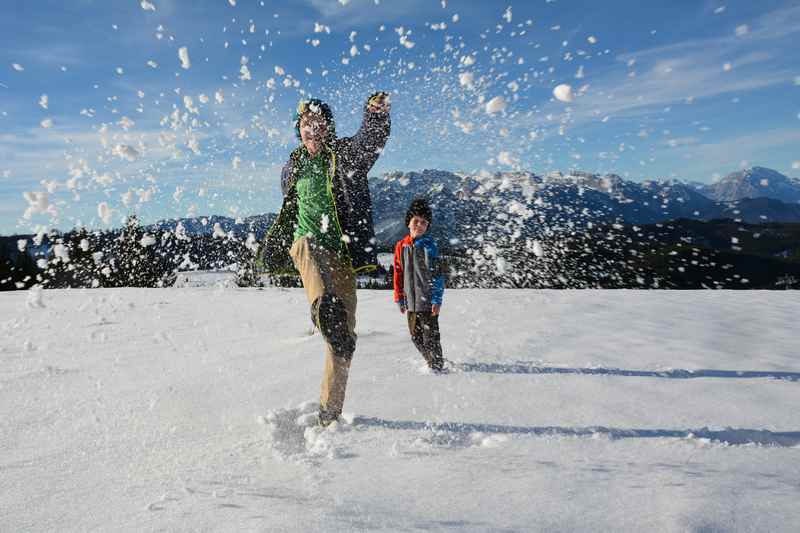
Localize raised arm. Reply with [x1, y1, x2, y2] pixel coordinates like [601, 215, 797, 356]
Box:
[346, 92, 392, 171]
[429, 240, 445, 307]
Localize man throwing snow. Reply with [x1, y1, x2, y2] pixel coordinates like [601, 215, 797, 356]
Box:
[261, 93, 391, 426]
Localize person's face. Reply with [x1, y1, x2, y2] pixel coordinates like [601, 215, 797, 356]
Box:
[299, 113, 328, 154]
[408, 215, 429, 239]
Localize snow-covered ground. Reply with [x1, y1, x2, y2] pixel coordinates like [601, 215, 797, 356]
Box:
[2, 288, 799, 532]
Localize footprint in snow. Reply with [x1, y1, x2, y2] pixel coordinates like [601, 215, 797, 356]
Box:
[258, 401, 356, 461]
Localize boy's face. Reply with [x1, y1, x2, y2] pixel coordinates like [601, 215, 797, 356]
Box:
[299, 113, 329, 155]
[408, 215, 429, 239]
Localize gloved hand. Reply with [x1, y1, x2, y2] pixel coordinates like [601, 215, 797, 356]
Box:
[397, 299, 406, 314]
[367, 91, 391, 114]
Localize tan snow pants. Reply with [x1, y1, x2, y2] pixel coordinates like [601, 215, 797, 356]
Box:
[290, 236, 357, 417]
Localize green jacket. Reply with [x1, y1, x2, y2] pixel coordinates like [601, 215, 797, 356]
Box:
[258, 98, 391, 275]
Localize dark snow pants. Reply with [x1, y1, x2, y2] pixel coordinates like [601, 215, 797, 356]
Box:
[406, 311, 444, 370]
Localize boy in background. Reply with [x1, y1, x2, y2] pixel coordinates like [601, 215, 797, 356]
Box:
[393, 198, 446, 372]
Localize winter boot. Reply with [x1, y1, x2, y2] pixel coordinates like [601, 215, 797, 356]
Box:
[429, 357, 446, 373]
[318, 406, 340, 427]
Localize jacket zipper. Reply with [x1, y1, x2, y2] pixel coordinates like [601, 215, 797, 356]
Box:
[324, 146, 354, 268]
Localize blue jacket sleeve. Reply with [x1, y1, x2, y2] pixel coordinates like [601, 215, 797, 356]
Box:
[428, 240, 445, 306]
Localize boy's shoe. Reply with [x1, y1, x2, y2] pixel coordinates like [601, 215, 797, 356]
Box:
[317, 407, 340, 427]
[312, 293, 355, 359]
[429, 357, 454, 374]
[428, 358, 447, 373]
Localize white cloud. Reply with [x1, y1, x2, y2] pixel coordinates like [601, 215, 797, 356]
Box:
[655, 128, 800, 180]
[536, 5, 800, 127]
[304, 0, 446, 25]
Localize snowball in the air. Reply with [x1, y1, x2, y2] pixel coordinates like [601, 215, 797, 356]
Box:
[553, 84, 574, 102]
[178, 47, 191, 69]
[240, 64, 252, 81]
[140, 1, 156, 11]
[485, 96, 506, 114]
[53, 244, 70, 263]
[98, 202, 113, 225]
[212, 223, 227, 239]
[112, 144, 140, 161]
[459, 72, 474, 87]
[497, 152, 515, 166]
[22, 191, 53, 219]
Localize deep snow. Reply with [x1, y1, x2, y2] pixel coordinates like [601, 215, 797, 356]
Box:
[1, 288, 799, 532]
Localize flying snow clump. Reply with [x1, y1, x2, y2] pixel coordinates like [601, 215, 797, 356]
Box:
[98, 202, 113, 225]
[212, 223, 227, 239]
[553, 84, 574, 102]
[497, 151, 516, 166]
[178, 47, 191, 69]
[22, 192, 54, 219]
[112, 144, 140, 161]
[485, 96, 507, 114]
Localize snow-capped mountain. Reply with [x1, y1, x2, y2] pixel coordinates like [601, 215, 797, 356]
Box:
[138, 167, 800, 250]
[368, 168, 800, 249]
[697, 167, 800, 203]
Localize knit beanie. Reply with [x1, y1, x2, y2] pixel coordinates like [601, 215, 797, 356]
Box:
[405, 197, 432, 227]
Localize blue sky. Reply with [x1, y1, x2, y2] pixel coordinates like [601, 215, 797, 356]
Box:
[1, 0, 798, 235]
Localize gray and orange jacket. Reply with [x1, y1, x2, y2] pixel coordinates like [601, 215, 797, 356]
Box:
[393, 234, 445, 312]
[259, 98, 391, 274]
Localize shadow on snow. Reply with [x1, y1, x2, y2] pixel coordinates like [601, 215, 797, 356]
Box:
[353, 417, 800, 447]
[456, 362, 800, 382]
